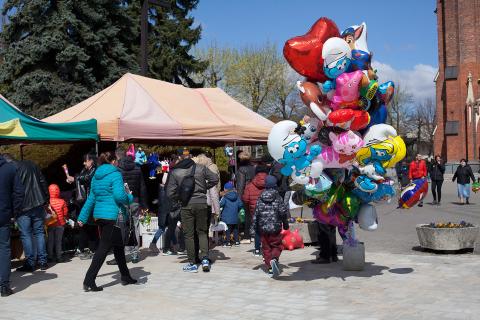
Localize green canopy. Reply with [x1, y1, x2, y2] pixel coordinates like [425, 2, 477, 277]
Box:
[0, 95, 98, 143]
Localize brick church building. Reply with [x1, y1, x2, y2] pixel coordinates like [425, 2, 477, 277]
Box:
[434, 0, 480, 164]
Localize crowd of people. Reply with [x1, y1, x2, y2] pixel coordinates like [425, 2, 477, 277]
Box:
[1, 147, 479, 296]
[396, 154, 478, 207]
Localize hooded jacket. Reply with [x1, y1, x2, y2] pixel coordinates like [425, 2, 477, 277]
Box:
[251, 188, 289, 235]
[78, 164, 133, 223]
[429, 161, 445, 181]
[242, 172, 267, 216]
[166, 158, 219, 206]
[236, 160, 255, 197]
[117, 156, 148, 208]
[0, 156, 24, 227]
[220, 191, 244, 225]
[48, 184, 68, 226]
[193, 155, 221, 214]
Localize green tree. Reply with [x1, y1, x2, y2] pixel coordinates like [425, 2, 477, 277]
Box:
[0, 0, 139, 118]
[194, 42, 233, 88]
[133, 0, 207, 87]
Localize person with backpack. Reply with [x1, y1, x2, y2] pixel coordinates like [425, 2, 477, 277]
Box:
[220, 182, 244, 247]
[250, 175, 289, 278]
[46, 184, 69, 263]
[242, 165, 269, 256]
[166, 154, 219, 273]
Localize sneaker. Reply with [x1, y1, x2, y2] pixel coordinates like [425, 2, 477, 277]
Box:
[177, 250, 187, 256]
[16, 264, 34, 272]
[39, 263, 48, 271]
[162, 250, 176, 256]
[106, 258, 117, 265]
[131, 256, 139, 264]
[234, 242, 240, 247]
[149, 242, 160, 253]
[270, 259, 280, 277]
[1, 287, 14, 297]
[183, 263, 198, 273]
[222, 243, 229, 248]
[254, 250, 261, 257]
[201, 258, 211, 272]
[79, 251, 94, 260]
[267, 268, 274, 278]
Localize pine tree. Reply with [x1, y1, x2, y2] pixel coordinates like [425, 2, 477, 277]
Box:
[138, 0, 207, 87]
[0, 0, 139, 118]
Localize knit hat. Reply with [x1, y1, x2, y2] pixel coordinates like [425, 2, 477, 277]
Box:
[224, 181, 234, 191]
[265, 175, 277, 189]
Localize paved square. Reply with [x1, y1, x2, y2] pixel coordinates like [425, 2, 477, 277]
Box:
[2, 181, 479, 320]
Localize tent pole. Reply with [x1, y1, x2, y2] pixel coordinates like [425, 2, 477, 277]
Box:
[19, 144, 24, 160]
[233, 141, 238, 182]
[95, 141, 99, 156]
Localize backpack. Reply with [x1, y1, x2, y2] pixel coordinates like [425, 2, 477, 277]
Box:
[178, 163, 196, 207]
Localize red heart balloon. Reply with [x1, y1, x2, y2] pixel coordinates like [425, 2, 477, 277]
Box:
[283, 18, 340, 83]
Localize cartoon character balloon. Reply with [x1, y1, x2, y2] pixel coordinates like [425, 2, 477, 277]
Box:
[399, 178, 428, 209]
[281, 229, 305, 251]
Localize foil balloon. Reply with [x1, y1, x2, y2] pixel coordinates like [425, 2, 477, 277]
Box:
[316, 130, 364, 169]
[357, 204, 378, 231]
[341, 22, 371, 71]
[283, 17, 340, 83]
[297, 81, 331, 121]
[399, 178, 428, 209]
[305, 173, 332, 199]
[313, 203, 349, 236]
[327, 108, 370, 130]
[340, 192, 361, 219]
[367, 103, 388, 127]
[472, 182, 480, 193]
[352, 182, 396, 203]
[329, 70, 363, 110]
[322, 37, 352, 81]
[378, 81, 395, 105]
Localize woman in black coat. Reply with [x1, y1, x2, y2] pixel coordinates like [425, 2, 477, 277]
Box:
[452, 159, 476, 204]
[429, 155, 445, 205]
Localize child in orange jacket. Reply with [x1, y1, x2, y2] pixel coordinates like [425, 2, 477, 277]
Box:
[47, 184, 69, 262]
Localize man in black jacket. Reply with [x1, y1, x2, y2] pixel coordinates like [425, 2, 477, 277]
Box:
[0, 155, 24, 297]
[7, 156, 49, 272]
[167, 155, 218, 273]
[108, 147, 148, 264]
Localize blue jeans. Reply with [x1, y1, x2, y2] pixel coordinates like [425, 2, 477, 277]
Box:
[17, 206, 48, 266]
[254, 231, 261, 251]
[457, 183, 471, 199]
[0, 224, 11, 288]
[152, 227, 165, 244]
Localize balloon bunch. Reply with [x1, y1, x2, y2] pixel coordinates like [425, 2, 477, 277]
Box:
[267, 17, 407, 238]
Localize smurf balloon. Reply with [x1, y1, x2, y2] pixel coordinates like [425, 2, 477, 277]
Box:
[321, 37, 352, 93]
[341, 22, 371, 71]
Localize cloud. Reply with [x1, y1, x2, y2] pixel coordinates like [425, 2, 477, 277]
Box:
[372, 61, 437, 101]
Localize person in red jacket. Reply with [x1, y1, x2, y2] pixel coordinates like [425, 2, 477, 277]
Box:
[242, 165, 269, 256]
[408, 154, 428, 207]
[47, 184, 69, 263]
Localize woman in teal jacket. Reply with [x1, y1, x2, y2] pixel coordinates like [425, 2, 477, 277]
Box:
[78, 152, 135, 292]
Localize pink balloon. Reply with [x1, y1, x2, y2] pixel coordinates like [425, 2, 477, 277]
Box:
[329, 70, 363, 110]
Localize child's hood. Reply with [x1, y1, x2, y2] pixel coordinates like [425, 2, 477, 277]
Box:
[48, 184, 61, 198]
[259, 189, 277, 203]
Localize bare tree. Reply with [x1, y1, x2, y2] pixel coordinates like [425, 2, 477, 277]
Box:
[388, 83, 413, 134]
[224, 43, 282, 113]
[410, 97, 436, 155]
[193, 43, 233, 88]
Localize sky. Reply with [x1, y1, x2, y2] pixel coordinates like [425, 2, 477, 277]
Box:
[193, 0, 438, 101]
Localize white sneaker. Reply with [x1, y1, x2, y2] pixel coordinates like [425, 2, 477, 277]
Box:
[162, 251, 176, 256]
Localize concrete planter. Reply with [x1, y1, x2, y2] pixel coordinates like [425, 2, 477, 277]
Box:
[343, 242, 365, 271]
[290, 221, 319, 244]
[416, 224, 479, 251]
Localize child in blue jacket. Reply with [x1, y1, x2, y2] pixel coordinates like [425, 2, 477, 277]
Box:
[220, 182, 244, 247]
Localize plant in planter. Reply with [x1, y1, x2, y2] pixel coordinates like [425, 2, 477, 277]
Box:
[416, 221, 479, 251]
[139, 211, 152, 231]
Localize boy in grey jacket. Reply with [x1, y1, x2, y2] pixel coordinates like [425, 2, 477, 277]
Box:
[251, 175, 289, 278]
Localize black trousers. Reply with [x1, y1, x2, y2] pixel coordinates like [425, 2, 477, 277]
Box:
[431, 179, 444, 202]
[79, 224, 99, 252]
[84, 220, 130, 285]
[317, 223, 337, 260]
